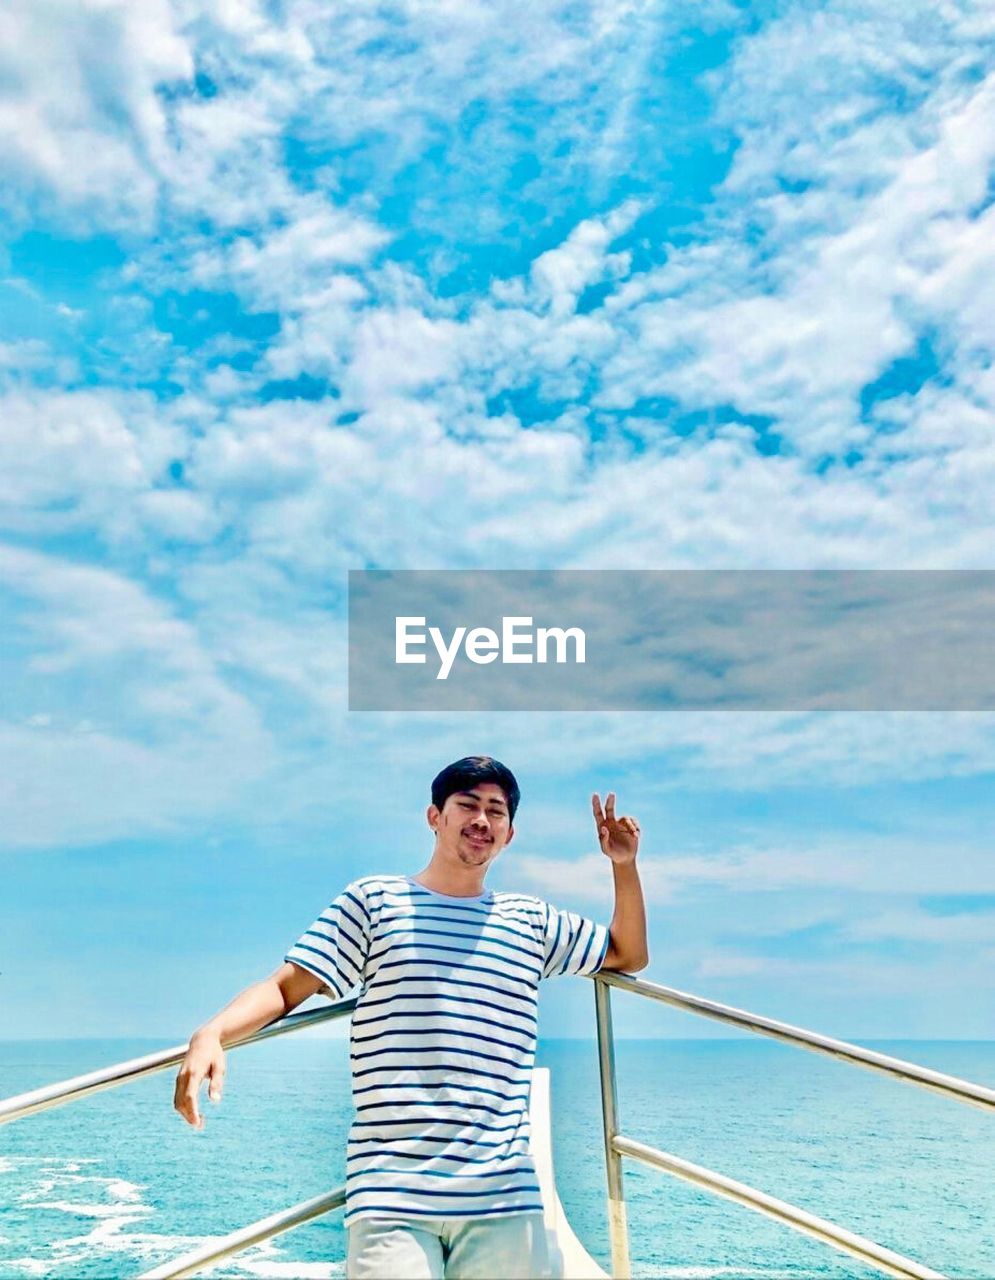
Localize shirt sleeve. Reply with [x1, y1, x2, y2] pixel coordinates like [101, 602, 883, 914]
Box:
[285, 881, 372, 999]
[541, 902, 609, 978]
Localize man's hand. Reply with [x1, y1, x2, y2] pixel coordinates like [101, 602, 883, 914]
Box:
[594, 791, 649, 973]
[174, 1031, 226, 1130]
[593, 792, 640, 865]
[170, 966, 324, 1131]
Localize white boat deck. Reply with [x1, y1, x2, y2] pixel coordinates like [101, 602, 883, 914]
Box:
[531, 1067, 608, 1280]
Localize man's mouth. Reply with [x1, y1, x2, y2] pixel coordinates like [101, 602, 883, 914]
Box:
[462, 831, 492, 846]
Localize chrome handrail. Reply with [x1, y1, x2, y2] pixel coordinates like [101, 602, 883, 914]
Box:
[594, 979, 631, 1280]
[0, 999, 356, 1126]
[138, 1184, 347, 1280]
[612, 1136, 944, 1280]
[4, 976, 992, 1280]
[597, 971, 995, 1111]
[593, 972, 995, 1280]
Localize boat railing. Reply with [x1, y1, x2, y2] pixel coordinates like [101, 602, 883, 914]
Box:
[0, 1001, 356, 1126]
[594, 971, 995, 1280]
[0, 1001, 358, 1280]
[1, 975, 992, 1279]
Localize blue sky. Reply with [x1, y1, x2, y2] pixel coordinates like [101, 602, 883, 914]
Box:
[2, 0, 995, 1041]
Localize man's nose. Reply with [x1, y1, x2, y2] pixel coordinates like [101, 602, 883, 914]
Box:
[468, 811, 489, 828]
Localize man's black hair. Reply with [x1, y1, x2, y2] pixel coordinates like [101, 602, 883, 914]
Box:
[431, 756, 520, 822]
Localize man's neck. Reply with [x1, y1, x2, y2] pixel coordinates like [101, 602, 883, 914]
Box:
[412, 858, 488, 898]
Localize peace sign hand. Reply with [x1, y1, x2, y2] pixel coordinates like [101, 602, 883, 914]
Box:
[592, 792, 640, 865]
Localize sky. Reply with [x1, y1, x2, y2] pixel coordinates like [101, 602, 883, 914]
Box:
[2, 0, 995, 1042]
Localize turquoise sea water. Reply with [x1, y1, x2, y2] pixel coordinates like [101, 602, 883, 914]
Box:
[1, 1038, 992, 1279]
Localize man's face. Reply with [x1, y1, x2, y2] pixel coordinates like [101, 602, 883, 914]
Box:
[427, 783, 515, 870]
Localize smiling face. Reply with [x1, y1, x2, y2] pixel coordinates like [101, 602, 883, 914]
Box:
[427, 782, 515, 871]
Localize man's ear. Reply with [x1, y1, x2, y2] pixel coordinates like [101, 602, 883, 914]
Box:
[427, 803, 440, 832]
[504, 823, 515, 847]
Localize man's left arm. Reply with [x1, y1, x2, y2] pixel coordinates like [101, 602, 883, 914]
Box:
[594, 792, 649, 973]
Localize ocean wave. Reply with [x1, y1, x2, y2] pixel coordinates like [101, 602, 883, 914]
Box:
[0, 1156, 345, 1280]
[22, 1200, 152, 1220]
[0, 1258, 50, 1277]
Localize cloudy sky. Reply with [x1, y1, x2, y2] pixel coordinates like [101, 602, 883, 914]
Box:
[2, 0, 994, 1041]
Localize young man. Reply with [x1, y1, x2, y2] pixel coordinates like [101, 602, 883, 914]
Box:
[174, 756, 648, 1279]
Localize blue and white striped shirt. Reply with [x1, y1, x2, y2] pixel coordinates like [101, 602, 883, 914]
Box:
[285, 874, 608, 1225]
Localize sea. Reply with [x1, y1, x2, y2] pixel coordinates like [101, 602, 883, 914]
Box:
[1, 1038, 992, 1279]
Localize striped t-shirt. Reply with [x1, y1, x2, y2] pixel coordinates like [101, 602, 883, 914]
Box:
[285, 874, 609, 1225]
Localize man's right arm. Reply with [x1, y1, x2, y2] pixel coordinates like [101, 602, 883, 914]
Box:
[173, 961, 323, 1129]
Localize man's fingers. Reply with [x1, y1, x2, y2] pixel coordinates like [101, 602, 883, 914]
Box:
[591, 793, 605, 827]
[174, 1065, 207, 1127]
[177, 1092, 201, 1127]
[605, 792, 616, 822]
[208, 1058, 225, 1104]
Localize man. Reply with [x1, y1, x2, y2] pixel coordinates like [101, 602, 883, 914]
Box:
[174, 756, 648, 1278]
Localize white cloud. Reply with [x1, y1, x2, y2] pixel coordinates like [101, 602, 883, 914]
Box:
[2, 0, 995, 859]
[557, 5, 995, 475]
[0, 381, 398, 559]
[344, 308, 464, 402]
[638, 712, 995, 790]
[0, 387, 183, 537]
[597, 74, 995, 456]
[0, 0, 192, 226]
[514, 828, 995, 907]
[0, 544, 271, 849]
[5, 0, 990, 579]
[137, 488, 220, 543]
[515, 847, 861, 907]
[530, 200, 642, 317]
[676, 947, 995, 1039]
[697, 952, 768, 979]
[191, 0, 313, 59]
[179, 186, 386, 324]
[0, 338, 81, 389]
[845, 906, 995, 945]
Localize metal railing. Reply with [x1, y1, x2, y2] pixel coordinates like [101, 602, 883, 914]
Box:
[138, 1185, 347, 1280]
[0, 1000, 357, 1280]
[0, 1000, 356, 1126]
[3, 976, 993, 1279]
[593, 971, 995, 1280]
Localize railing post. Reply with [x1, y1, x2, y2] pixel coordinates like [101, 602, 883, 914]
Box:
[595, 976, 631, 1280]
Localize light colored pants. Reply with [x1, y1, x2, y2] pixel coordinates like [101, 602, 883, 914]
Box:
[347, 1212, 560, 1279]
